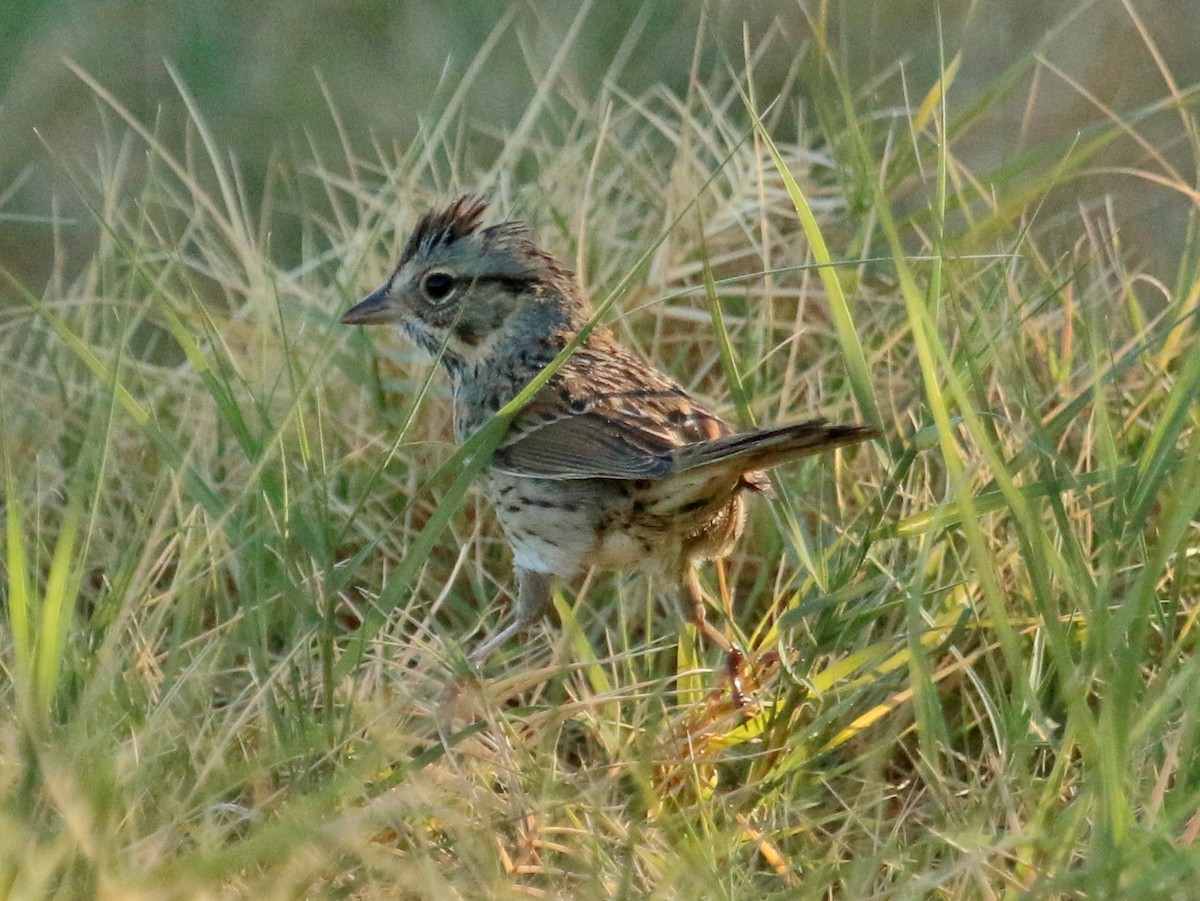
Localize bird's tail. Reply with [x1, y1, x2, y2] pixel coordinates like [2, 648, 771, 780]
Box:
[671, 418, 878, 486]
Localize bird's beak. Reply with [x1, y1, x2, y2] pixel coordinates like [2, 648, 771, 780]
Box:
[341, 286, 398, 325]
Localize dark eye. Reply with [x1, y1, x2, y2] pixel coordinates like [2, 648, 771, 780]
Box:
[421, 271, 455, 301]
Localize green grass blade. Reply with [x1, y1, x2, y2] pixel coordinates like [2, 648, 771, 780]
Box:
[1128, 333, 1200, 526]
[743, 103, 880, 429]
[33, 497, 81, 718]
[4, 473, 34, 699]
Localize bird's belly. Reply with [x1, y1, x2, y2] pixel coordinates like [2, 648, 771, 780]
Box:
[483, 472, 742, 578]
[485, 475, 657, 577]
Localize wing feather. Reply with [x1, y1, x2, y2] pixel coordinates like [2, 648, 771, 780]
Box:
[490, 338, 732, 481]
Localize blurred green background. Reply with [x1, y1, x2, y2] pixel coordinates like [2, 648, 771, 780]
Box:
[2, 0, 1197, 293]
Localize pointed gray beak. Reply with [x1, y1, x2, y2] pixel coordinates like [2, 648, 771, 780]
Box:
[341, 286, 398, 325]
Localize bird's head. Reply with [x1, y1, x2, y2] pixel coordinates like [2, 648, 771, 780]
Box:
[342, 196, 583, 371]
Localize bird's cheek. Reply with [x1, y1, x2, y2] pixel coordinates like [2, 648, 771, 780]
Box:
[452, 318, 485, 347]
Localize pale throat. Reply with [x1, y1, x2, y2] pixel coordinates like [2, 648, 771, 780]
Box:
[446, 335, 520, 441]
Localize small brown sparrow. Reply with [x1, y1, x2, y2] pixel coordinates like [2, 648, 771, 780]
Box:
[343, 196, 877, 667]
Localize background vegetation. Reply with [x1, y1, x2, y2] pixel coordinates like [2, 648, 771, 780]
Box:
[2, 1, 1199, 897]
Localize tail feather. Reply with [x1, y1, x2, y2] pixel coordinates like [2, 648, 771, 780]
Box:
[671, 418, 878, 479]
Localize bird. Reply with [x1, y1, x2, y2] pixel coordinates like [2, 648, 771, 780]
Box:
[342, 195, 877, 670]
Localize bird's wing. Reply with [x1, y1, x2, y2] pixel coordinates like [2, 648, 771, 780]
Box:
[490, 340, 732, 481]
[491, 410, 676, 479]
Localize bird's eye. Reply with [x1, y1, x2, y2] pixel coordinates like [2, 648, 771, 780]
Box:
[421, 271, 456, 301]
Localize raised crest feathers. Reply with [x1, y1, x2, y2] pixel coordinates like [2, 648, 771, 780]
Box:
[394, 194, 560, 283]
[398, 194, 490, 267]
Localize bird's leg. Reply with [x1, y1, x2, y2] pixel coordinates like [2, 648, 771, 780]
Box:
[680, 566, 735, 652]
[680, 565, 752, 708]
[468, 567, 552, 669]
[715, 557, 751, 707]
[716, 557, 735, 626]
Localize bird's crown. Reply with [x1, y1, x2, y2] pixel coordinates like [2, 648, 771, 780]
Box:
[394, 195, 568, 287]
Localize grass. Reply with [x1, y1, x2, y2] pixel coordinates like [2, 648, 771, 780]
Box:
[3, 18, 1200, 900]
